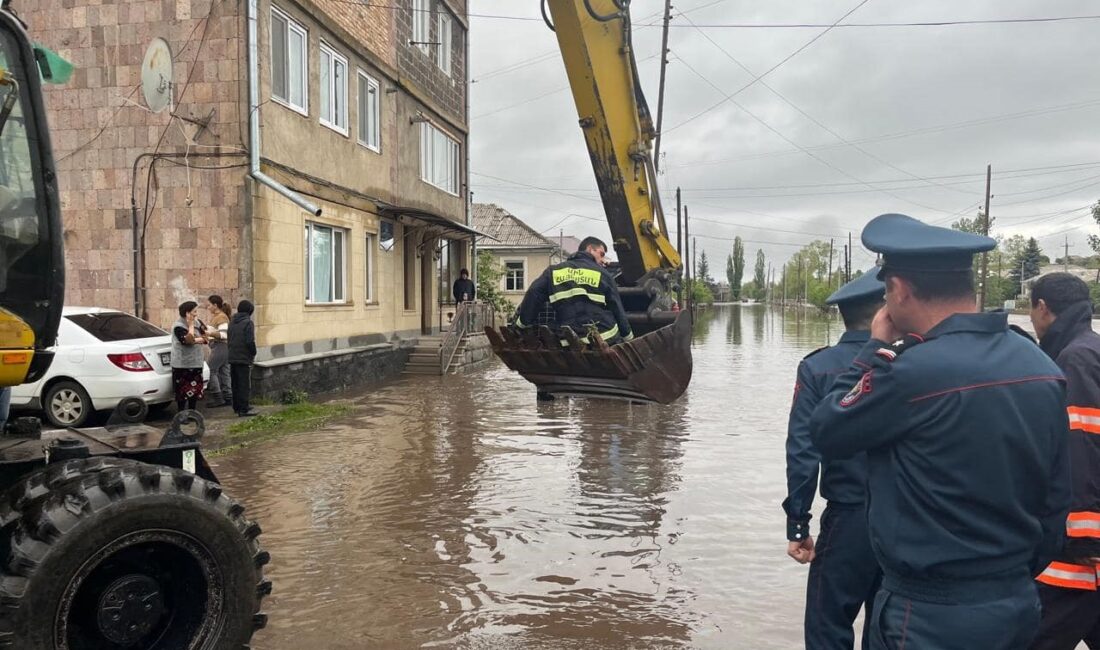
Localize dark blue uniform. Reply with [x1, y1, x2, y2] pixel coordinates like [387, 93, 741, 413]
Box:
[810, 313, 1072, 650]
[515, 250, 633, 344]
[785, 330, 882, 650]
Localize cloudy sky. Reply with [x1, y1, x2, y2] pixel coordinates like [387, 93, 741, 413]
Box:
[467, 0, 1100, 275]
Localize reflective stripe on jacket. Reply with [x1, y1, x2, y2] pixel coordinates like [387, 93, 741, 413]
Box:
[515, 250, 633, 343]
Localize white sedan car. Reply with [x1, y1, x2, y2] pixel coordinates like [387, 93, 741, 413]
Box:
[12, 307, 209, 427]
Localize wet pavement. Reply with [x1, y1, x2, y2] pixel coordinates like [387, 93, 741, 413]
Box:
[212, 305, 1017, 649]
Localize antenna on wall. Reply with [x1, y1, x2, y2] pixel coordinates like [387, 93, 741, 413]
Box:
[140, 37, 174, 114]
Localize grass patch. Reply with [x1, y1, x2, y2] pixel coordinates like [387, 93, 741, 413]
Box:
[208, 402, 350, 456]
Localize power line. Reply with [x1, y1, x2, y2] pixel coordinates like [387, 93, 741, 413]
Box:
[642, 14, 1100, 29]
[664, 0, 873, 135]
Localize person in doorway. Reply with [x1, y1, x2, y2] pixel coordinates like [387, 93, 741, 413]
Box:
[204, 295, 232, 408]
[171, 301, 208, 413]
[1028, 272, 1100, 650]
[453, 268, 475, 304]
[810, 213, 1071, 650]
[228, 300, 258, 417]
[784, 271, 885, 650]
[514, 236, 633, 346]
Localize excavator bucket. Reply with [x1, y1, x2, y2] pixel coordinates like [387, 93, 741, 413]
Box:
[485, 310, 692, 404]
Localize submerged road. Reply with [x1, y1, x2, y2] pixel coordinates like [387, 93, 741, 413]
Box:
[214, 305, 1030, 649]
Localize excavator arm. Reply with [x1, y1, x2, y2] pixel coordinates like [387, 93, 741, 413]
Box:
[544, 0, 680, 284]
[485, 0, 693, 404]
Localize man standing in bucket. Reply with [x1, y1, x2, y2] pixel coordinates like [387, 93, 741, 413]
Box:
[784, 271, 885, 649]
[810, 213, 1071, 650]
[1028, 272, 1100, 650]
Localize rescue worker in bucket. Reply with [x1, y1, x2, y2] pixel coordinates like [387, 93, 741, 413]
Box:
[1027, 272, 1100, 650]
[810, 213, 1072, 650]
[783, 271, 885, 650]
[514, 235, 634, 346]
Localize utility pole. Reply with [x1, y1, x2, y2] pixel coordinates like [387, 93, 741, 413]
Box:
[828, 239, 834, 291]
[653, 0, 674, 173]
[676, 188, 683, 305]
[979, 164, 991, 309]
[692, 236, 698, 311]
[1065, 236, 1071, 271]
[847, 232, 852, 282]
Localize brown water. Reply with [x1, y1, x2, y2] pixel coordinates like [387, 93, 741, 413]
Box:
[210, 305, 863, 649]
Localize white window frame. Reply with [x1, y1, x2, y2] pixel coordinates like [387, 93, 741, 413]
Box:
[419, 121, 460, 196]
[270, 5, 308, 115]
[436, 11, 452, 76]
[305, 222, 348, 305]
[412, 0, 431, 54]
[357, 70, 381, 153]
[319, 41, 349, 135]
[504, 260, 526, 292]
[365, 232, 377, 303]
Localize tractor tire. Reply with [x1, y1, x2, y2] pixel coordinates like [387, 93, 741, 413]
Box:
[43, 380, 92, 429]
[0, 459, 271, 649]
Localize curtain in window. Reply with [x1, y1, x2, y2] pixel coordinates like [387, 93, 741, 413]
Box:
[320, 49, 331, 123]
[311, 226, 333, 302]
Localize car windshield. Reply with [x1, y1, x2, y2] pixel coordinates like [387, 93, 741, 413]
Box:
[66, 312, 166, 342]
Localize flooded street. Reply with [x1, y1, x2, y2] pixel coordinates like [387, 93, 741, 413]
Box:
[213, 305, 892, 648]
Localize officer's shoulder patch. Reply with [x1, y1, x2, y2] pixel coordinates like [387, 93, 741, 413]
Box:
[839, 371, 873, 407]
[802, 345, 829, 361]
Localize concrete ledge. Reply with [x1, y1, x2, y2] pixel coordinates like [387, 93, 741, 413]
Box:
[251, 342, 413, 399]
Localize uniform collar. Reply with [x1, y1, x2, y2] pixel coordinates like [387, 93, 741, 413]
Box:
[839, 330, 871, 344]
[1039, 300, 1094, 360]
[925, 311, 1007, 338]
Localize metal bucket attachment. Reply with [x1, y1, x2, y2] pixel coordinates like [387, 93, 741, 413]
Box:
[485, 310, 693, 404]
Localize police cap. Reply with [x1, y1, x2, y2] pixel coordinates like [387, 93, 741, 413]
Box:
[861, 213, 996, 279]
[826, 270, 885, 305]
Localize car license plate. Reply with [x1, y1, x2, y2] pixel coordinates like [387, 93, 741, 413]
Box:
[159, 352, 170, 365]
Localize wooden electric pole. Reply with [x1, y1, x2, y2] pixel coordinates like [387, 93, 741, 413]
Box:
[653, 0, 674, 172]
[979, 164, 991, 309]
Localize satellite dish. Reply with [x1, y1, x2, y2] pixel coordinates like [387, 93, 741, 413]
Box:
[141, 38, 173, 114]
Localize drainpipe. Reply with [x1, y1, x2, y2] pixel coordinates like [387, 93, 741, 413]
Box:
[247, 0, 321, 217]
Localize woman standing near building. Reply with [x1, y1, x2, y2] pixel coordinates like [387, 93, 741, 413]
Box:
[205, 295, 233, 407]
[171, 301, 207, 413]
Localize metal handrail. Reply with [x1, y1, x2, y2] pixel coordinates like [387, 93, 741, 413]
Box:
[440, 302, 496, 374]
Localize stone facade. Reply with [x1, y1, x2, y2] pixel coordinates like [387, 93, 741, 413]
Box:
[23, 0, 471, 395]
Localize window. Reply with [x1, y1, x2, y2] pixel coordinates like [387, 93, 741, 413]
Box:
[305, 223, 347, 304]
[270, 6, 307, 113]
[412, 0, 431, 54]
[436, 11, 452, 76]
[319, 42, 348, 134]
[67, 313, 167, 341]
[365, 233, 376, 303]
[505, 261, 525, 292]
[357, 71, 381, 152]
[419, 122, 459, 195]
[380, 220, 395, 251]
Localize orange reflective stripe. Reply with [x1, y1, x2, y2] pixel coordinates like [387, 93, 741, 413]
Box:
[1067, 512, 1100, 538]
[1036, 562, 1098, 590]
[1067, 406, 1100, 434]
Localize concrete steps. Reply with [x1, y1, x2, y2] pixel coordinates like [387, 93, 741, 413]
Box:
[403, 336, 444, 376]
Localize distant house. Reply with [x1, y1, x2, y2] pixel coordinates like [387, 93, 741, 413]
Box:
[472, 204, 559, 306]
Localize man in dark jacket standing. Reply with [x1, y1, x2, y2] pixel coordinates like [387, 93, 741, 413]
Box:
[514, 236, 633, 345]
[811, 213, 1071, 650]
[228, 300, 258, 417]
[1029, 272, 1100, 650]
[452, 268, 475, 304]
[784, 271, 884, 650]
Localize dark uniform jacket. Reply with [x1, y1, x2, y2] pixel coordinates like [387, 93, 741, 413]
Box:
[515, 250, 633, 342]
[783, 330, 870, 541]
[452, 278, 475, 303]
[227, 312, 257, 365]
[810, 312, 1072, 603]
[1036, 301, 1100, 591]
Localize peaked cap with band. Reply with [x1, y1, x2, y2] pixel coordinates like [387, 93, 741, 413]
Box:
[826, 270, 885, 306]
[861, 213, 996, 279]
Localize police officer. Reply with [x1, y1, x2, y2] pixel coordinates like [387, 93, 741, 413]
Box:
[1028, 273, 1100, 650]
[810, 213, 1072, 650]
[784, 271, 885, 650]
[515, 236, 633, 345]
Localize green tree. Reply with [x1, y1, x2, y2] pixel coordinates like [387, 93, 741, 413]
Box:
[1088, 200, 1100, 281]
[951, 212, 993, 235]
[686, 278, 714, 306]
[698, 250, 712, 284]
[753, 249, 766, 300]
[476, 251, 515, 317]
[731, 236, 745, 300]
[725, 253, 735, 294]
[1009, 237, 1043, 295]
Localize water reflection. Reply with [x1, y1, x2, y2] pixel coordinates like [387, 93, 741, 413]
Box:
[215, 305, 851, 649]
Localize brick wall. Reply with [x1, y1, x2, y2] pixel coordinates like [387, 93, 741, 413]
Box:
[23, 0, 249, 330]
[312, 0, 395, 69]
[395, 0, 467, 126]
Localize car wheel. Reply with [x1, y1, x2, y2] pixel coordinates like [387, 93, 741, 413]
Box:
[44, 380, 92, 428]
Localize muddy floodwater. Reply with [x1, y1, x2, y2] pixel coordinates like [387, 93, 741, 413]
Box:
[214, 305, 1030, 649]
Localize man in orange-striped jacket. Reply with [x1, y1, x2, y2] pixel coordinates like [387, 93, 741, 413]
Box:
[1030, 272, 1100, 650]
